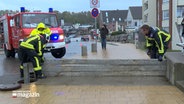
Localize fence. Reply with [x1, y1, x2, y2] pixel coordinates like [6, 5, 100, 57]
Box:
[106, 34, 129, 43]
[106, 31, 146, 49]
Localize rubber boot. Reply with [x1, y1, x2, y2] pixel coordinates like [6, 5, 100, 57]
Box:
[40, 56, 44, 66]
[29, 72, 35, 78]
[35, 70, 47, 79]
[20, 69, 24, 78]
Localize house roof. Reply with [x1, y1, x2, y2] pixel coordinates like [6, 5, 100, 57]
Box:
[101, 10, 128, 23]
[129, 6, 142, 19]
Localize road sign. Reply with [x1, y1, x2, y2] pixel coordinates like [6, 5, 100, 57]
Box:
[91, 8, 99, 18]
[90, 0, 100, 8]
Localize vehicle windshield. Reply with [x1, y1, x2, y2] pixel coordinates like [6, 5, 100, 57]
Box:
[22, 13, 58, 28]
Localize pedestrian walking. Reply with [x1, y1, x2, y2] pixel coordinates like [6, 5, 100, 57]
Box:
[140, 24, 171, 61]
[100, 24, 109, 50]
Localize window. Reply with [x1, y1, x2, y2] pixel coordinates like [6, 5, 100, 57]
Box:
[112, 18, 115, 21]
[177, 6, 184, 18]
[162, 27, 169, 33]
[144, 14, 148, 22]
[119, 18, 122, 21]
[135, 22, 137, 26]
[106, 18, 109, 23]
[163, 0, 169, 3]
[14, 16, 20, 27]
[0, 22, 3, 33]
[22, 13, 58, 28]
[143, 1, 148, 11]
[105, 12, 108, 17]
[163, 10, 169, 20]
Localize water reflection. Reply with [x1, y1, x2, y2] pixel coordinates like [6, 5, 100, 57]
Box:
[101, 49, 109, 58]
[0, 55, 19, 76]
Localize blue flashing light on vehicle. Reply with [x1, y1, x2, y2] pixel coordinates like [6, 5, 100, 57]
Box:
[50, 34, 59, 40]
[53, 36, 58, 40]
[20, 7, 25, 12]
[49, 8, 53, 12]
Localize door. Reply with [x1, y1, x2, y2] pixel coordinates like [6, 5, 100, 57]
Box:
[12, 15, 22, 49]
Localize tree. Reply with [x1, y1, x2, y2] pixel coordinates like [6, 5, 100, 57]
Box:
[0, 9, 98, 26]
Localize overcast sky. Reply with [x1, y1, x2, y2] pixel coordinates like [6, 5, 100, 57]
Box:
[0, 0, 142, 12]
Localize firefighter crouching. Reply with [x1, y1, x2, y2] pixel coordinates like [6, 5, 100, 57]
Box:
[30, 22, 51, 63]
[19, 31, 49, 79]
[140, 24, 171, 61]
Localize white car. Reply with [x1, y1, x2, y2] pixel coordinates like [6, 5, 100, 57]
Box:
[71, 37, 81, 42]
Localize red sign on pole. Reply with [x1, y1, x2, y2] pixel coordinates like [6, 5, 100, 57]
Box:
[91, 8, 99, 18]
[92, 0, 98, 5]
[90, 0, 100, 8]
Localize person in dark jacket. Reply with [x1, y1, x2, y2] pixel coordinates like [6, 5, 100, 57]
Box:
[19, 32, 48, 79]
[100, 24, 109, 50]
[140, 24, 171, 61]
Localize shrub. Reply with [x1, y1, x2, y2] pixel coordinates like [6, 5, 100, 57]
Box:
[111, 31, 126, 36]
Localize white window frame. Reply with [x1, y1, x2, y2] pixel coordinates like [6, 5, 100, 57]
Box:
[163, 10, 169, 20]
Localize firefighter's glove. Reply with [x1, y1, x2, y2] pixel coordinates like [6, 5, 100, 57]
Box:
[158, 55, 163, 62]
[45, 34, 50, 43]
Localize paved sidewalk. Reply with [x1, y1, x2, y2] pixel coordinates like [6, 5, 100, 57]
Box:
[0, 49, 3, 55]
[2, 85, 184, 104]
[63, 42, 149, 59]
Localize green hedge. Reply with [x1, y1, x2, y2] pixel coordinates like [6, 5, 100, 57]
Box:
[111, 31, 126, 36]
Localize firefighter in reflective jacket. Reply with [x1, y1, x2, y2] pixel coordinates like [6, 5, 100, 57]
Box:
[140, 24, 171, 61]
[19, 31, 48, 79]
[30, 22, 51, 63]
[30, 22, 51, 36]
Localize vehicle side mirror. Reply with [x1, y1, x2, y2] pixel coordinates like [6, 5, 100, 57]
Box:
[10, 19, 15, 27]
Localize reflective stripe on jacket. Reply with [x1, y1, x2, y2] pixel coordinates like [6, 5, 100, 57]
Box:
[20, 35, 42, 56]
[145, 27, 171, 55]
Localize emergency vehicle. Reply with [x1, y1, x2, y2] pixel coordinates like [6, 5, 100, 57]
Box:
[0, 7, 66, 59]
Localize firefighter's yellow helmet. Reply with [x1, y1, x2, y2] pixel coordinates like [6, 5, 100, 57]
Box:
[37, 22, 46, 30]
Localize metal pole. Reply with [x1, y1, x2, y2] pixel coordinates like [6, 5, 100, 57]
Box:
[94, 17, 97, 51]
[95, 17, 97, 32]
[95, 17, 97, 42]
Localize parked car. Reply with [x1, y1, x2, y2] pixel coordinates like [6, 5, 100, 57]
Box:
[70, 37, 81, 42]
[81, 35, 90, 41]
[68, 34, 77, 38]
[65, 36, 71, 44]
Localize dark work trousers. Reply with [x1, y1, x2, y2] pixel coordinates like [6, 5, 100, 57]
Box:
[182, 25, 184, 37]
[20, 48, 41, 71]
[150, 46, 158, 59]
[150, 40, 170, 59]
[101, 38, 106, 49]
[40, 49, 44, 64]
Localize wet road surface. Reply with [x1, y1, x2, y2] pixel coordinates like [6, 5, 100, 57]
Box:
[0, 42, 184, 104]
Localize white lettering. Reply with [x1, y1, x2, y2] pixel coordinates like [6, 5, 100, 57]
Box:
[12, 90, 40, 98]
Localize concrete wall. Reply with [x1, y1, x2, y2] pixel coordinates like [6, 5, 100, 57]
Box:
[165, 52, 184, 85]
[42, 59, 166, 77]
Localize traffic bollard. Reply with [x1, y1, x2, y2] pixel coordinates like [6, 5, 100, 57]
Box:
[23, 63, 31, 84]
[91, 43, 97, 52]
[81, 45, 87, 56]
